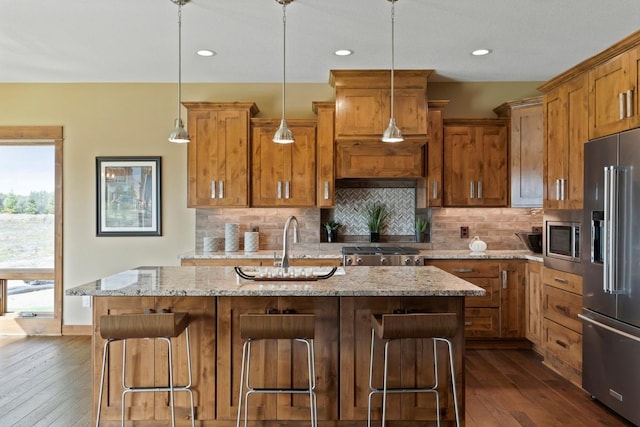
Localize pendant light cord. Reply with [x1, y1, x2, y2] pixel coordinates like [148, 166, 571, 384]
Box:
[177, 3, 183, 122]
[390, 0, 396, 119]
[281, 1, 287, 121]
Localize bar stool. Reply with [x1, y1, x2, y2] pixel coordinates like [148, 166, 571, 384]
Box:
[96, 311, 195, 427]
[236, 312, 317, 427]
[367, 312, 460, 427]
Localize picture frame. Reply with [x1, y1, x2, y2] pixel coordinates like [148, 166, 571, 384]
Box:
[96, 156, 161, 236]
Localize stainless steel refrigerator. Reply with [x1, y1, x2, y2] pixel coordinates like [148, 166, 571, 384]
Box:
[582, 128, 640, 426]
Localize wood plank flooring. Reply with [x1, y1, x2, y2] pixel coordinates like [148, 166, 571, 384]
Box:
[0, 336, 633, 426]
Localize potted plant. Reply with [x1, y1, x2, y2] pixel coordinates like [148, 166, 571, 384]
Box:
[365, 203, 389, 242]
[415, 216, 429, 242]
[322, 220, 341, 243]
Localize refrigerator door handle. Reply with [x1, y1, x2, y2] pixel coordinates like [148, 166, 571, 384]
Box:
[579, 314, 640, 344]
[603, 166, 620, 294]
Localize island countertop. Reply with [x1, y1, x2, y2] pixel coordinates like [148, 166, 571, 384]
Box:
[66, 265, 486, 297]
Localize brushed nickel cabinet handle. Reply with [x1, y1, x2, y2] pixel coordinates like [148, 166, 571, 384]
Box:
[555, 179, 560, 200]
[464, 321, 473, 326]
[277, 181, 282, 199]
[627, 89, 634, 118]
[432, 181, 438, 199]
[477, 181, 483, 199]
[470, 181, 475, 199]
[210, 180, 216, 199]
[553, 277, 569, 284]
[620, 92, 626, 120]
[502, 270, 508, 289]
[324, 181, 330, 200]
[555, 339, 568, 348]
[285, 181, 290, 199]
[453, 268, 474, 273]
[219, 181, 224, 199]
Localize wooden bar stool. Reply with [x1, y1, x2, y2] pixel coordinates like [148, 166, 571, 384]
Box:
[367, 312, 460, 427]
[96, 312, 195, 427]
[236, 313, 317, 427]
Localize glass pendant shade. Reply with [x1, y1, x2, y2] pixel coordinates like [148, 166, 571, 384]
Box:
[273, 118, 294, 144]
[168, 118, 190, 143]
[382, 117, 404, 143]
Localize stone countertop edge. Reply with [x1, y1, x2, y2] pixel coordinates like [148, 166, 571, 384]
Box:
[66, 265, 486, 298]
[179, 249, 543, 263]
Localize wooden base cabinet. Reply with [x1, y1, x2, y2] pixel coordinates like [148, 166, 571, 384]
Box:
[216, 297, 339, 422]
[541, 267, 583, 386]
[93, 297, 216, 425]
[525, 261, 543, 352]
[339, 297, 463, 424]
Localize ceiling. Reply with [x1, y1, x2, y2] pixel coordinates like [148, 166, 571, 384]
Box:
[2, 0, 639, 84]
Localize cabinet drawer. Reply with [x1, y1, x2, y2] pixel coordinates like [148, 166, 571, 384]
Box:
[542, 267, 582, 294]
[465, 277, 500, 308]
[464, 308, 500, 338]
[543, 285, 582, 333]
[426, 260, 500, 278]
[543, 318, 582, 372]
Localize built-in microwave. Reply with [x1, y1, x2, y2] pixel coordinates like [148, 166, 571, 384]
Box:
[543, 210, 582, 274]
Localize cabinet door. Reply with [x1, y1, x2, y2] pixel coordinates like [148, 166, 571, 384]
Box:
[588, 47, 640, 139]
[335, 88, 386, 138]
[500, 260, 526, 338]
[251, 120, 316, 207]
[525, 261, 543, 348]
[510, 103, 543, 207]
[217, 297, 338, 421]
[477, 125, 508, 206]
[335, 140, 425, 178]
[443, 125, 478, 206]
[340, 296, 462, 423]
[186, 104, 254, 208]
[543, 74, 587, 209]
[314, 102, 335, 207]
[423, 101, 448, 207]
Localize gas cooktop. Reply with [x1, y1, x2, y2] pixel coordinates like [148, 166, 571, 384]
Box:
[341, 246, 420, 255]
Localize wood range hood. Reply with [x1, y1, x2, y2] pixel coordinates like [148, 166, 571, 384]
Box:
[329, 69, 433, 180]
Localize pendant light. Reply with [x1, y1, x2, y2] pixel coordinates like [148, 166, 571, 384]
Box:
[168, 0, 190, 143]
[273, 0, 294, 144]
[381, 0, 404, 143]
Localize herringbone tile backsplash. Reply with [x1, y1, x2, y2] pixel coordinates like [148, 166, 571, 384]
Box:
[334, 187, 415, 235]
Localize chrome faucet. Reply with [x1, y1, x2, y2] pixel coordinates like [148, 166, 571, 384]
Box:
[280, 215, 299, 269]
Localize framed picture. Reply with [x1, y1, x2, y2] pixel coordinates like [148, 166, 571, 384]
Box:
[96, 156, 161, 236]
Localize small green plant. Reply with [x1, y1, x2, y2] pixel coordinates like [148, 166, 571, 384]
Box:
[365, 203, 389, 233]
[415, 216, 428, 233]
[322, 220, 341, 233]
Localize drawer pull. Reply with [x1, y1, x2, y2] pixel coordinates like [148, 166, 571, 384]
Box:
[555, 304, 571, 316]
[555, 339, 568, 348]
[453, 268, 474, 273]
[464, 321, 473, 326]
[553, 277, 569, 284]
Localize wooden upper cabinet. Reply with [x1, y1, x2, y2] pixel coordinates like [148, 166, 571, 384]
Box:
[443, 119, 508, 207]
[494, 97, 543, 208]
[251, 119, 317, 207]
[335, 140, 425, 178]
[313, 102, 335, 207]
[543, 74, 587, 209]
[329, 70, 432, 141]
[184, 102, 258, 208]
[588, 45, 640, 139]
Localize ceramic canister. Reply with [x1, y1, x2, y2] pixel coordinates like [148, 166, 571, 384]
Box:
[224, 223, 240, 252]
[244, 232, 259, 252]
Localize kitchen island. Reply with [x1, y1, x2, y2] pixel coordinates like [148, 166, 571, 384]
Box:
[68, 265, 484, 426]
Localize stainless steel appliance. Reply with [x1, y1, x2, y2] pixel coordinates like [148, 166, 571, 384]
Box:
[581, 129, 640, 426]
[543, 209, 582, 274]
[342, 246, 423, 266]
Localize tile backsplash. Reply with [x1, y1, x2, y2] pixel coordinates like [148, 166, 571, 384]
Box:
[194, 193, 543, 251]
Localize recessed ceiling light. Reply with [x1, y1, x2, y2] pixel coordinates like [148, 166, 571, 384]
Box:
[334, 49, 353, 56]
[471, 49, 491, 56]
[197, 49, 216, 57]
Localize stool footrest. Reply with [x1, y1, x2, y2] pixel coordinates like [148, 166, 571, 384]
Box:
[247, 388, 315, 394]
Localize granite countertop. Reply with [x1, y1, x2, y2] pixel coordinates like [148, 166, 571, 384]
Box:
[179, 249, 543, 263]
[66, 265, 486, 297]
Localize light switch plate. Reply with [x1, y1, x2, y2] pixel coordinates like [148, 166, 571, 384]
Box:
[82, 295, 91, 308]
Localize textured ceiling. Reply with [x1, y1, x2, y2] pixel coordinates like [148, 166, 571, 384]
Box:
[1, 0, 639, 83]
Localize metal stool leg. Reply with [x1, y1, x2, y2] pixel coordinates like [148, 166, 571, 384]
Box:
[437, 337, 460, 427]
[121, 339, 128, 427]
[236, 339, 250, 427]
[367, 328, 375, 427]
[96, 338, 112, 427]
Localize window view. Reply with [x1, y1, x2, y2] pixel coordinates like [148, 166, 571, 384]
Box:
[0, 145, 55, 314]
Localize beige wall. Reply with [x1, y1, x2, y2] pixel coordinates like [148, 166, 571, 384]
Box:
[0, 79, 540, 327]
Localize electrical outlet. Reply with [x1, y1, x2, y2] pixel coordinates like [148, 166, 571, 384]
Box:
[460, 226, 469, 238]
[82, 295, 92, 308]
[532, 226, 543, 233]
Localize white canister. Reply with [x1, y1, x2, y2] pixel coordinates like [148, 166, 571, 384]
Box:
[225, 223, 240, 252]
[244, 232, 259, 252]
[203, 237, 214, 252]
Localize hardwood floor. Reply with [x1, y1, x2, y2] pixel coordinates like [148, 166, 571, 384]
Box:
[0, 336, 633, 426]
